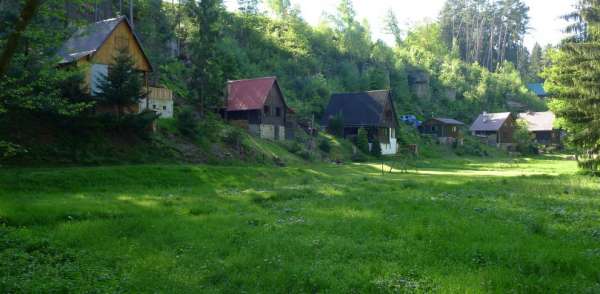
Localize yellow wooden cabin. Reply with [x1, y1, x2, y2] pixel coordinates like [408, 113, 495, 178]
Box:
[58, 16, 173, 117]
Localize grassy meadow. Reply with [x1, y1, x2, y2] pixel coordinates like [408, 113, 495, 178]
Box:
[1, 156, 600, 292]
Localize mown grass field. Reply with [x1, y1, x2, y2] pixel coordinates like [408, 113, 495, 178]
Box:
[1, 156, 600, 292]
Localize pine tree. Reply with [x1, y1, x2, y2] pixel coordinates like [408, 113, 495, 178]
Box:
[545, 0, 600, 172]
[94, 48, 147, 119]
[528, 43, 543, 82]
[356, 127, 370, 154]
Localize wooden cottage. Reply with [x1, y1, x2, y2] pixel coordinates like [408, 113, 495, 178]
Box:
[223, 77, 289, 141]
[420, 117, 465, 145]
[517, 111, 561, 145]
[469, 112, 516, 148]
[58, 16, 173, 117]
[322, 90, 399, 155]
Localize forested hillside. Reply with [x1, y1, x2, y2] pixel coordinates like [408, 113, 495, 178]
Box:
[0, 0, 547, 163]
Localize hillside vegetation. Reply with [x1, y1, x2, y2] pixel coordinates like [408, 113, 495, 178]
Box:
[0, 0, 547, 164]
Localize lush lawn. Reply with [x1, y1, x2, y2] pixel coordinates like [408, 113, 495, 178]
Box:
[1, 156, 600, 292]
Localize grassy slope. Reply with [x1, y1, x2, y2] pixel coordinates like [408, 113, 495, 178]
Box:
[1, 157, 599, 292]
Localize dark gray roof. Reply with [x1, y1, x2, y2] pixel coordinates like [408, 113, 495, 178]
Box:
[429, 117, 465, 125]
[469, 112, 511, 132]
[321, 90, 397, 127]
[58, 16, 152, 70]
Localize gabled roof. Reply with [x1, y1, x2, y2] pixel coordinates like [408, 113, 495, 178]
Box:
[58, 16, 152, 71]
[322, 90, 398, 128]
[469, 112, 512, 132]
[517, 111, 555, 132]
[225, 77, 286, 111]
[527, 83, 548, 97]
[428, 117, 465, 126]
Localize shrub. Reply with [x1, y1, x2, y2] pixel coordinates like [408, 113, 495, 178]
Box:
[351, 152, 368, 162]
[328, 113, 344, 137]
[318, 139, 331, 153]
[370, 138, 382, 158]
[176, 108, 198, 137]
[356, 127, 370, 154]
[224, 127, 244, 150]
[513, 119, 538, 155]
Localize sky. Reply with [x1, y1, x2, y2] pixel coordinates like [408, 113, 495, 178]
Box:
[224, 0, 578, 50]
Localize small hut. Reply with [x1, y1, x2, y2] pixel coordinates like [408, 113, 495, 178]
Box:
[469, 112, 516, 148]
[420, 117, 465, 145]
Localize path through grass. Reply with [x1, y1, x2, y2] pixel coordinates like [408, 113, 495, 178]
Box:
[1, 156, 599, 292]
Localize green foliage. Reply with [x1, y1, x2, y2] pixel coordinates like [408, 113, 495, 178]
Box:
[370, 138, 382, 158]
[513, 119, 537, 154]
[318, 138, 331, 154]
[355, 127, 369, 154]
[544, 0, 600, 172]
[327, 113, 344, 137]
[94, 48, 148, 119]
[175, 107, 198, 138]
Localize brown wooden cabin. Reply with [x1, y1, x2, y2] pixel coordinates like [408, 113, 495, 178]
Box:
[420, 117, 465, 145]
[469, 112, 516, 148]
[223, 77, 289, 140]
[518, 111, 561, 145]
[58, 16, 173, 117]
[321, 90, 399, 155]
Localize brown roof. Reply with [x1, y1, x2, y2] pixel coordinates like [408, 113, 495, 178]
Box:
[517, 111, 555, 132]
[428, 117, 465, 125]
[225, 77, 282, 111]
[469, 112, 511, 132]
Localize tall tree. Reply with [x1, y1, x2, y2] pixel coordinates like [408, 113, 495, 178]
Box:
[527, 42, 543, 82]
[545, 0, 600, 172]
[238, 0, 260, 15]
[265, 0, 290, 18]
[0, 0, 42, 75]
[383, 9, 402, 46]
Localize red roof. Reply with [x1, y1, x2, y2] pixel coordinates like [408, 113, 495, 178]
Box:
[226, 77, 277, 111]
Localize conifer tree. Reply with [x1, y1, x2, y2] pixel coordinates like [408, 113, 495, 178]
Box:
[545, 0, 600, 172]
[94, 48, 147, 119]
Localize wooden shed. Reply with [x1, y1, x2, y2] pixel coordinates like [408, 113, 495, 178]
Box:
[517, 111, 561, 145]
[58, 16, 173, 117]
[469, 112, 516, 148]
[420, 117, 465, 145]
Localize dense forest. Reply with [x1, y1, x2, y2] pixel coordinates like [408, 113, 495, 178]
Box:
[0, 0, 548, 162]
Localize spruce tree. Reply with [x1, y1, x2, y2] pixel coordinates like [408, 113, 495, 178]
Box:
[545, 0, 600, 172]
[94, 48, 147, 119]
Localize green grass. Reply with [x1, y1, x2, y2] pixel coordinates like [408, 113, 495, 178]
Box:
[1, 156, 600, 292]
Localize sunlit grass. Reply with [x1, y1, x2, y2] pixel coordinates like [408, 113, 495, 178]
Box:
[0, 156, 599, 292]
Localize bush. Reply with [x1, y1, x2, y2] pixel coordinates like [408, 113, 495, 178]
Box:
[318, 139, 331, 153]
[370, 138, 382, 158]
[513, 119, 538, 155]
[351, 152, 368, 162]
[328, 113, 344, 137]
[356, 128, 370, 154]
[176, 108, 198, 137]
[224, 127, 244, 150]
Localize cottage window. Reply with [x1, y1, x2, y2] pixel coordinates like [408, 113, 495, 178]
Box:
[163, 106, 167, 110]
[276, 107, 281, 117]
[264, 106, 270, 115]
[153, 104, 157, 109]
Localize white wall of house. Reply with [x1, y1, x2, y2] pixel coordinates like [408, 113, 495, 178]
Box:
[139, 98, 173, 118]
[368, 128, 398, 155]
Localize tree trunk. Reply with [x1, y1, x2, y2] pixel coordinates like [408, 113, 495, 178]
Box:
[0, 0, 42, 75]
